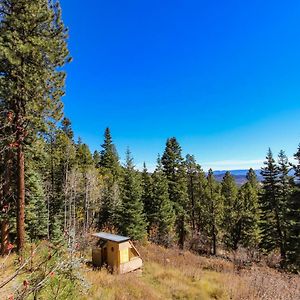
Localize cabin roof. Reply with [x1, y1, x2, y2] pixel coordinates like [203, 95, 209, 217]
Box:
[92, 232, 130, 243]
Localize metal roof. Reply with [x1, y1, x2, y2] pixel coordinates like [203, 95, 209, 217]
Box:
[92, 232, 130, 243]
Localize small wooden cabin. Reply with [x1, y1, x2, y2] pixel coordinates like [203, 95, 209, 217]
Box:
[92, 232, 143, 274]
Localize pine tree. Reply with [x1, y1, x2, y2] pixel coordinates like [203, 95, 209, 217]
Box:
[99, 128, 120, 179]
[194, 170, 207, 235]
[26, 170, 48, 241]
[0, 0, 70, 252]
[185, 154, 203, 232]
[260, 148, 287, 260]
[151, 156, 175, 246]
[47, 127, 76, 236]
[221, 171, 240, 250]
[204, 169, 222, 255]
[277, 150, 293, 256]
[162, 138, 189, 248]
[287, 145, 300, 270]
[239, 182, 261, 249]
[246, 168, 259, 189]
[93, 150, 101, 167]
[61, 117, 74, 140]
[99, 177, 121, 230]
[141, 163, 153, 231]
[76, 142, 94, 231]
[119, 150, 147, 240]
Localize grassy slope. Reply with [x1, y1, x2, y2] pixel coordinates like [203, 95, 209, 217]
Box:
[1, 243, 300, 299]
[82, 243, 300, 300]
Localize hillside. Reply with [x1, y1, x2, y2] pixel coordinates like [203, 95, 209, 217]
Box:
[1, 243, 299, 300]
[212, 170, 263, 185]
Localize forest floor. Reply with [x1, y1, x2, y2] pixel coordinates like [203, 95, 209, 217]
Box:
[1, 243, 300, 300]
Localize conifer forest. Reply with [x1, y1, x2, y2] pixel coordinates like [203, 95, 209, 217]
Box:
[0, 1, 299, 299]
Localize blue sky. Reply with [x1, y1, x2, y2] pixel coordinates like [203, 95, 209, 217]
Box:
[60, 0, 300, 171]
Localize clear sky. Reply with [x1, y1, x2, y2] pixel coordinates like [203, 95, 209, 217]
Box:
[60, 0, 300, 171]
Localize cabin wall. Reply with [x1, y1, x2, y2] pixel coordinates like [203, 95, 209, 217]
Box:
[92, 248, 102, 267]
[106, 241, 119, 270]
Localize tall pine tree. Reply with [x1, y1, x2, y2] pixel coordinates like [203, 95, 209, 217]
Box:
[151, 156, 175, 246]
[0, 0, 70, 251]
[204, 169, 222, 255]
[260, 148, 287, 261]
[98, 128, 121, 230]
[119, 150, 147, 240]
[141, 163, 153, 232]
[162, 138, 189, 248]
[99, 128, 121, 179]
[287, 145, 300, 270]
[221, 172, 240, 250]
[239, 169, 261, 249]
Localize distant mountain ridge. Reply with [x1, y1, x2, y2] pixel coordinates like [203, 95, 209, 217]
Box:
[211, 169, 262, 186]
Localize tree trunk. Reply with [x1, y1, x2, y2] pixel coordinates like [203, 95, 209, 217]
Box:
[212, 223, 216, 255]
[1, 220, 9, 255]
[16, 145, 25, 253]
[190, 175, 195, 231]
[1, 149, 13, 255]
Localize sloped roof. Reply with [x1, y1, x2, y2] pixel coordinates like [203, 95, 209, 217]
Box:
[92, 232, 130, 243]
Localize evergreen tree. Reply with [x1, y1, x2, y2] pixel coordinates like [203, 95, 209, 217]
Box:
[246, 168, 259, 189]
[204, 169, 222, 255]
[98, 177, 121, 230]
[25, 170, 48, 241]
[162, 138, 189, 248]
[61, 117, 74, 140]
[238, 182, 261, 249]
[194, 170, 207, 235]
[76, 142, 94, 231]
[185, 154, 203, 232]
[99, 128, 120, 179]
[221, 172, 240, 250]
[141, 163, 153, 231]
[277, 150, 293, 255]
[119, 150, 147, 240]
[287, 145, 300, 270]
[93, 150, 101, 167]
[47, 127, 76, 235]
[260, 148, 287, 260]
[0, 0, 70, 251]
[151, 156, 175, 246]
[98, 128, 121, 230]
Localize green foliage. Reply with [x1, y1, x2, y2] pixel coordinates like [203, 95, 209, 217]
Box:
[246, 168, 259, 189]
[93, 150, 101, 167]
[260, 148, 290, 261]
[99, 176, 121, 230]
[119, 150, 147, 240]
[162, 138, 189, 248]
[0, 0, 70, 133]
[76, 143, 93, 171]
[25, 170, 48, 241]
[141, 163, 154, 231]
[203, 169, 223, 255]
[221, 172, 240, 250]
[47, 127, 77, 229]
[99, 128, 121, 179]
[185, 154, 206, 233]
[238, 182, 261, 248]
[151, 156, 175, 245]
[51, 216, 64, 244]
[286, 145, 300, 270]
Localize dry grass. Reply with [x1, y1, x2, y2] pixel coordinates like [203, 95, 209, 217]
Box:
[82, 243, 300, 300]
[0, 253, 20, 299]
[1, 243, 300, 299]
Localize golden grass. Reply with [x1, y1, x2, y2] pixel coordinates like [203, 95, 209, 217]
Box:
[82, 243, 300, 300]
[1, 243, 300, 299]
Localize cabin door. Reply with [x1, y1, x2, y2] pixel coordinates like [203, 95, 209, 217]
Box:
[102, 247, 108, 265]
